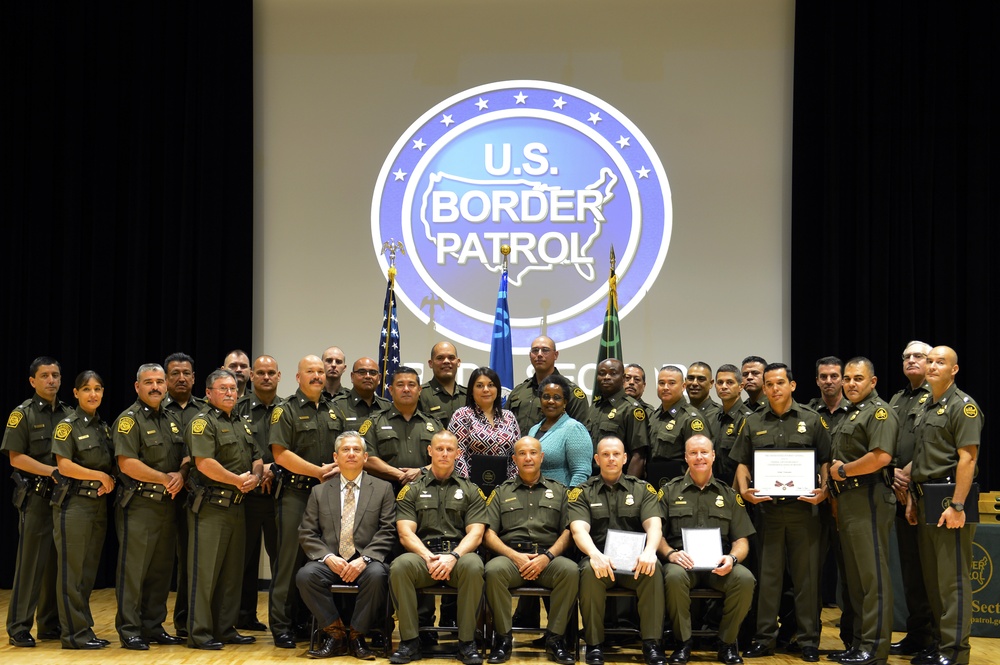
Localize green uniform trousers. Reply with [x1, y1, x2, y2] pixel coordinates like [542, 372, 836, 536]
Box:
[753, 500, 821, 648]
[837, 484, 894, 659]
[917, 497, 975, 664]
[390, 552, 485, 642]
[115, 495, 177, 640]
[53, 495, 107, 648]
[270, 487, 310, 636]
[172, 488, 189, 632]
[6, 491, 59, 638]
[894, 511, 934, 646]
[484, 555, 578, 635]
[578, 557, 664, 645]
[664, 563, 755, 644]
[240, 491, 277, 626]
[186, 502, 245, 647]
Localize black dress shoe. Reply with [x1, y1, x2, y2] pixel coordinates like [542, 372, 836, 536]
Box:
[39, 629, 62, 640]
[95, 638, 111, 646]
[839, 651, 879, 665]
[743, 642, 773, 658]
[643, 639, 666, 665]
[175, 626, 188, 638]
[65, 638, 105, 649]
[419, 632, 438, 648]
[668, 639, 692, 664]
[585, 643, 605, 665]
[891, 638, 923, 656]
[148, 631, 184, 645]
[801, 646, 820, 662]
[934, 655, 955, 665]
[718, 643, 744, 665]
[274, 632, 298, 648]
[488, 633, 513, 663]
[389, 638, 423, 664]
[121, 636, 150, 650]
[911, 647, 939, 665]
[189, 639, 224, 650]
[459, 640, 483, 665]
[225, 632, 256, 644]
[350, 635, 376, 660]
[9, 631, 36, 647]
[237, 619, 267, 631]
[545, 633, 575, 665]
[828, 647, 855, 661]
[308, 634, 349, 658]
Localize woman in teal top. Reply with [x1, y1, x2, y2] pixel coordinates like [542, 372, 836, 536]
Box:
[528, 374, 592, 487]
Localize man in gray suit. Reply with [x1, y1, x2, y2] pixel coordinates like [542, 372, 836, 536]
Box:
[296, 431, 396, 659]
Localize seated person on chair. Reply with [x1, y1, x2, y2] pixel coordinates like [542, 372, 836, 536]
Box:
[483, 436, 577, 665]
[659, 434, 755, 665]
[389, 430, 489, 665]
[296, 431, 396, 659]
[569, 436, 666, 665]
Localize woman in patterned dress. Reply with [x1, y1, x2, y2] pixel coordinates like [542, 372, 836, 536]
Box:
[448, 367, 521, 483]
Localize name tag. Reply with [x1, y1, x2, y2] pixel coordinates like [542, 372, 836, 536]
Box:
[78, 435, 90, 440]
[590, 502, 603, 507]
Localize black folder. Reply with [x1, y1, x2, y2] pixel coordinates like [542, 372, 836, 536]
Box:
[923, 482, 979, 524]
[646, 458, 685, 490]
[470, 454, 507, 492]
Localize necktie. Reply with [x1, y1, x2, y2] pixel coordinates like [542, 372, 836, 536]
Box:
[340, 480, 357, 559]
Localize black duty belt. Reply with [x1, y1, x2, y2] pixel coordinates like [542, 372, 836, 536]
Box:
[828, 470, 890, 496]
[136, 481, 168, 501]
[509, 541, 546, 554]
[424, 538, 460, 553]
[911, 476, 953, 498]
[18, 471, 54, 498]
[205, 485, 244, 508]
[284, 473, 319, 492]
[72, 479, 104, 499]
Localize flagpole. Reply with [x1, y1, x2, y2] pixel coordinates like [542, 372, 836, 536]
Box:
[490, 244, 515, 405]
[378, 240, 405, 397]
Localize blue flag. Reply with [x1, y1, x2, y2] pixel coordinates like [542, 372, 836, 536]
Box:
[489, 267, 514, 405]
[377, 267, 400, 397]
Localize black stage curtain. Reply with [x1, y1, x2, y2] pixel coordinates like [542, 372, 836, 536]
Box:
[0, 3, 253, 587]
[791, 3, 996, 488]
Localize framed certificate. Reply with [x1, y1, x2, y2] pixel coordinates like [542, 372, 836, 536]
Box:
[603, 528, 647, 573]
[753, 449, 816, 496]
[681, 527, 724, 570]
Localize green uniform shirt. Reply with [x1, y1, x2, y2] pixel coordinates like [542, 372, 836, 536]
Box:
[647, 400, 708, 463]
[235, 393, 281, 464]
[486, 475, 568, 549]
[743, 395, 768, 413]
[660, 473, 754, 550]
[807, 396, 852, 431]
[162, 394, 207, 428]
[566, 473, 660, 551]
[588, 388, 649, 453]
[2, 394, 73, 465]
[268, 389, 343, 467]
[714, 401, 753, 485]
[692, 399, 722, 437]
[888, 382, 930, 467]
[332, 388, 391, 432]
[362, 406, 440, 468]
[113, 399, 186, 473]
[730, 400, 832, 475]
[186, 406, 259, 489]
[911, 383, 983, 483]
[51, 407, 115, 475]
[418, 377, 467, 428]
[396, 471, 489, 541]
[830, 390, 898, 464]
[508, 369, 589, 435]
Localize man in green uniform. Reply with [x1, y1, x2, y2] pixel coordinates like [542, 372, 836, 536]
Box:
[334, 357, 392, 431]
[712, 364, 752, 486]
[740, 357, 768, 413]
[233, 355, 281, 632]
[363, 366, 440, 487]
[888, 341, 935, 657]
[483, 436, 577, 665]
[660, 434, 755, 665]
[624, 364, 653, 413]
[906, 346, 982, 665]
[322, 346, 350, 400]
[686, 362, 721, 432]
[589, 358, 649, 455]
[569, 436, 666, 665]
[114, 363, 188, 650]
[3, 356, 70, 647]
[186, 369, 263, 649]
[388, 430, 489, 665]
[419, 341, 467, 428]
[808, 357, 851, 427]
[630, 365, 706, 486]
[731, 363, 830, 663]
[827, 358, 897, 664]
[224, 349, 253, 398]
[268, 355, 345, 648]
[508, 336, 589, 435]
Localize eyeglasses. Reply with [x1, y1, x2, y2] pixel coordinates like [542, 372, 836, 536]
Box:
[530, 347, 554, 355]
[353, 369, 379, 377]
[902, 353, 927, 361]
[212, 386, 239, 394]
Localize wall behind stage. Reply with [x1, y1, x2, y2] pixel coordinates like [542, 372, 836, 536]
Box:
[255, 0, 794, 394]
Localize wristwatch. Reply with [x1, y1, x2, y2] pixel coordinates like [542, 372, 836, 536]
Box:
[447, 551, 461, 560]
[837, 465, 848, 480]
[361, 555, 373, 564]
[951, 502, 964, 512]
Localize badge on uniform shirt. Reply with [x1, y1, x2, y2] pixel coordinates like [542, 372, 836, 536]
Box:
[574, 387, 586, 400]
[192, 418, 208, 435]
[270, 407, 283, 424]
[937, 407, 946, 415]
[964, 404, 978, 418]
[608, 408, 617, 420]
[544, 489, 554, 499]
[454, 488, 464, 500]
[244, 424, 253, 435]
[797, 421, 807, 433]
[736, 494, 746, 507]
[692, 419, 704, 432]
[7, 411, 24, 428]
[625, 494, 634, 506]
[359, 420, 372, 435]
[666, 420, 675, 431]
[118, 416, 136, 434]
[715, 495, 725, 508]
[426, 422, 436, 432]
[329, 410, 338, 420]
[170, 422, 180, 434]
[850, 412, 858, 421]
[568, 488, 583, 503]
[726, 423, 735, 436]
[396, 485, 410, 501]
[54, 422, 72, 441]
[918, 394, 928, 404]
[875, 408, 888, 421]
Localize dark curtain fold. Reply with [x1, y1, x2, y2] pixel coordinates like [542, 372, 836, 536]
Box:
[790, 2, 996, 488]
[0, 2, 253, 587]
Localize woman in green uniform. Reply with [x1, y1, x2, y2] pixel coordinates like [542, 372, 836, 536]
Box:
[51, 370, 116, 649]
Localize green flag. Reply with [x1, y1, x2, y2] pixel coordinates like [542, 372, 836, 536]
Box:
[594, 247, 623, 396]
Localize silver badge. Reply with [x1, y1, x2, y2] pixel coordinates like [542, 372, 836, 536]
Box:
[797, 421, 807, 433]
[625, 494, 634, 506]
[544, 489, 554, 499]
[454, 488, 464, 500]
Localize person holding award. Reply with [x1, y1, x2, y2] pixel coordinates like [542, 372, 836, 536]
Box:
[449, 367, 520, 487]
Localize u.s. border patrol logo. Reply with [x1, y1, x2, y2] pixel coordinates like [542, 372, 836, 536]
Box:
[373, 81, 671, 352]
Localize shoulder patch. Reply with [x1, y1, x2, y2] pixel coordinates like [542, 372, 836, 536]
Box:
[634, 407, 645, 421]
[691, 419, 704, 432]
[7, 410, 24, 429]
[396, 484, 411, 501]
[567, 487, 583, 503]
[359, 419, 372, 435]
[964, 404, 979, 419]
[657, 488, 664, 500]
[191, 418, 208, 435]
[874, 408, 888, 421]
[573, 387, 586, 400]
[478, 488, 488, 502]
[270, 406, 284, 425]
[54, 422, 72, 441]
[646, 483, 657, 495]
[820, 416, 829, 430]
[736, 494, 746, 507]
[118, 416, 136, 434]
[486, 489, 496, 506]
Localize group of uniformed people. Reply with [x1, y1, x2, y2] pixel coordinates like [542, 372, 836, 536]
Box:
[1, 337, 982, 665]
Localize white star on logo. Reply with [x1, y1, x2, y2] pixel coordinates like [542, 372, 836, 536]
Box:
[588, 112, 602, 125]
[514, 92, 528, 104]
[440, 114, 455, 127]
[636, 166, 650, 179]
[616, 136, 631, 149]
[412, 138, 426, 151]
[392, 169, 407, 181]
[475, 98, 489, 111]
[552, 96, 567, 109]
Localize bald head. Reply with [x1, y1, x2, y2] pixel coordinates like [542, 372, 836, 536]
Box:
[297, 355, 326, 401]
[925, 345, 959, 397]
[529, 335, 559, 379]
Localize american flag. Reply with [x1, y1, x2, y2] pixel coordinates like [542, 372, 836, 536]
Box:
[377, 266, 400, 397]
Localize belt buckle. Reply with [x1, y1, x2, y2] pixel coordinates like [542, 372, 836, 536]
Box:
[234, 491, 244, 505]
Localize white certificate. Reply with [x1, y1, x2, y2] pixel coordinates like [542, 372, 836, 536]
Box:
[681, 528, 724, 570]
[753, 449, 817, 496]
[603, 529, 647, 573]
